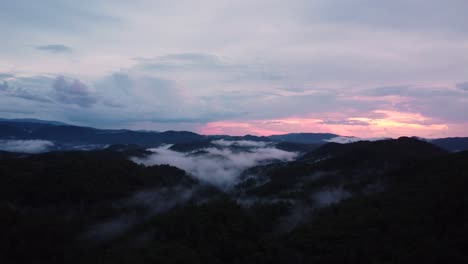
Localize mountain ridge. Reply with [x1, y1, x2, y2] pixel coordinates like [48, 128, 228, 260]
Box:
[1, 118, 468, 151]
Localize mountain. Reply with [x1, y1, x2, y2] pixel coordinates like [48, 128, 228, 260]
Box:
[0, 118, 69, 126]
[29, 126, 204, 145]
[207, 134, 272, 142]
[0, 119, 205, 146]
[0, 119, 338, 151]
[0, 120, 63, 138]
[268, 133, 338, 144]
[430, 137, 468, 152]
[2, 118, 468, 152]
[283, 150, 468, 263]
[169, 140, 216, 152]
[274, 142, 320, 153]
[0, 150, 27, 159]
[235, 137, 448, 200]
[300, 136, 448, 163]
[1, 137, 467, 263]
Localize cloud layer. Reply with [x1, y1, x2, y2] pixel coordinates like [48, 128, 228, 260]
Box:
[133, 141, 298, 187]
[0, 0, 467, 136]
[53, 76, 97, 107]
[0, 140, 54, 153]
[36, 44, 73, 54]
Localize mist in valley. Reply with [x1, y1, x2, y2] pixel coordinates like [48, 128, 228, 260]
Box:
[132, 140, 298, 188]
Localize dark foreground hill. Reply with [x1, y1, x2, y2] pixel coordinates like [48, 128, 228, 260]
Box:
[301, 136, 447, 162]
[0, 138, 467, 263]
[284, 150, 468, 263]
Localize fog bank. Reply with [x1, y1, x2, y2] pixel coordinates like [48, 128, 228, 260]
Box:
[133, 141, 298, 187]
[0, 139, 54, 153]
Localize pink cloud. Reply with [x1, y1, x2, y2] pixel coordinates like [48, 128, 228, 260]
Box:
[197, 110, 461, 138]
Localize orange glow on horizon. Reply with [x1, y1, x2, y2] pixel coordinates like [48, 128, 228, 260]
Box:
[198, 110, 456, 138]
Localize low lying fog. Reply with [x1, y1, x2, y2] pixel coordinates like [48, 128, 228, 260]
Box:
[133, 140, 298, 187]
[0, 139, 54, 153]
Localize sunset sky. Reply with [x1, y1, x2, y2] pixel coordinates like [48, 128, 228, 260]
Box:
[1, 0, 467, 137]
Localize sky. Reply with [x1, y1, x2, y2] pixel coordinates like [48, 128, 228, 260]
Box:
[1, 0, 467, 138]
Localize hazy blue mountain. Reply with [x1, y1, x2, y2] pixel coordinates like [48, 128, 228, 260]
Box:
[430, 137, 468, 152]
[268, 133, 338, 144]
[0, 118, 69, 126]
[1, 119, 468, 152]
[0, 119, 205, 146]
[206, 134, 272, 142]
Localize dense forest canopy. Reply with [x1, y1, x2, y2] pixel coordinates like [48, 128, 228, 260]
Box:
[1, 136, 467, 263]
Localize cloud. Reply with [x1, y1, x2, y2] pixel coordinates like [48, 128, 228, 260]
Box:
[325, 136, 390, 144]
[312, 187, 352, 208]
[3, 72, 463, 138]
[134, 52, 283, 83]
[133, 141, 298, 188]
[134, 53, 228, 73]
[199, 109, 450, 138]
[91, 71, 247, 125]
[211, 139, 271, 148]
[0, 81, 8, 91]
[0, 140, 54, 153]
[357, 85, 468, 124]
[36, 44, 72, 53]
[457, 82, 468, 91]
[0, 0, 121, 34]
[0, 80, 53, 103]
[361, 86, 410, 97]
[312, 0, 468, 34]
[93, 73, 190, 119]
[52, 76, 97, 107]
[144, 53, 221, 67]
[319, 119, 371, 126]
[84, 186, 195, 241]
[1, 1, 468, 137]
[0, 73, 14, 79]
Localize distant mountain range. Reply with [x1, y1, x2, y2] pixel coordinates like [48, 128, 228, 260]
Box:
[0, 118, 69, 126]
[1, 118, 467, 152]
